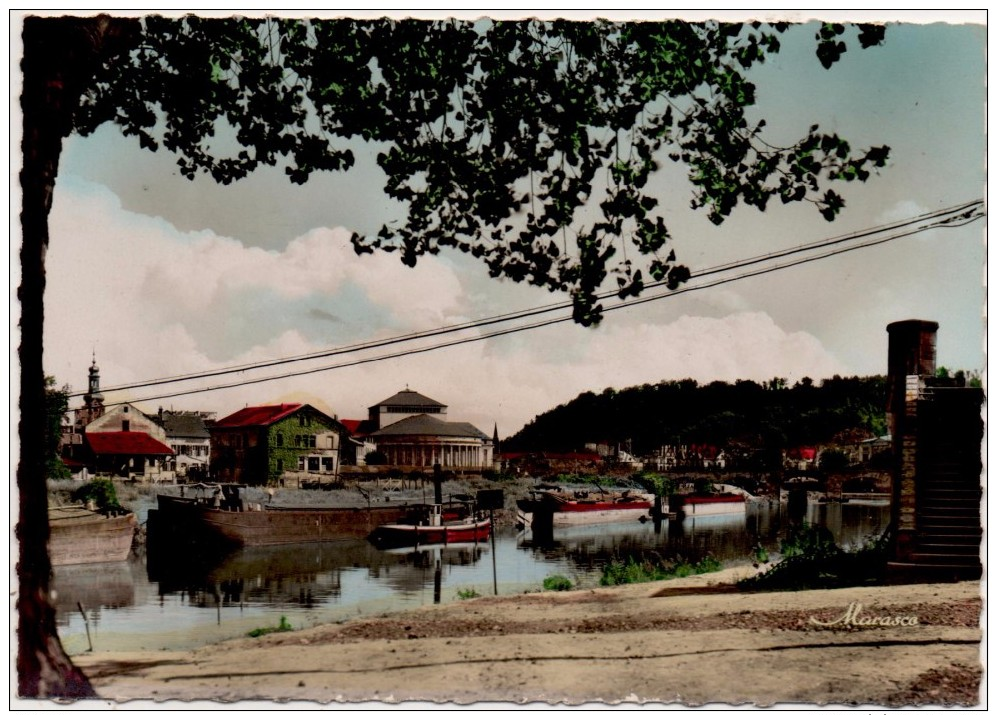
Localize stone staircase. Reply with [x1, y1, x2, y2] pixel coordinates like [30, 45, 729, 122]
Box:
[888, 387, 983, 581]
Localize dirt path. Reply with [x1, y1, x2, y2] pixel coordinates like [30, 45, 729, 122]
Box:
[73, 570, 982, 706]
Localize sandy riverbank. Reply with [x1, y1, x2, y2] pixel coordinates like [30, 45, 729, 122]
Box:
[69, 566, 983, 707]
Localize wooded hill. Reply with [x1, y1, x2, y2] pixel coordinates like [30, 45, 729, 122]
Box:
[504, 376, 888, 454]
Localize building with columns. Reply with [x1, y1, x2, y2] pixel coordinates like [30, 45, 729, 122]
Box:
[366, 389, 493, 469]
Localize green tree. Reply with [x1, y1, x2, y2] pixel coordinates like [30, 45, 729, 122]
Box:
[44, 377, 71, 481]
[18, 15, 889, 696]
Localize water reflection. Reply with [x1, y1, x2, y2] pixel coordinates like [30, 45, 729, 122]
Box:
[52, 561, 138, 624]
[147, 539, 486, 607]
[54, 501, 889, 654]
[519, 501, 889, 571]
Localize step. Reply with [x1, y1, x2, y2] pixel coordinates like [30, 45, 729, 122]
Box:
[915, 533, 983, 546]
[918, 506, 982, 518]
[908, 552, 982, 566]
[917, 511, 981, 521]
[885, 561, 982, 584]
[920, 478, 983, 487]
[919, 502, 981, 513]
[914, 544, 981, 556]
[918, 525, 982, 536]
[919, 490, 981, 500]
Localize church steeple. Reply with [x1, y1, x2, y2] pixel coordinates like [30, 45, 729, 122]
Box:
[84, 352, 105, 415]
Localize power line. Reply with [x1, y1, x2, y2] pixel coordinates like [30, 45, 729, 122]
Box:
[93, 201, 983, 408]
[76, 198, 983, 400]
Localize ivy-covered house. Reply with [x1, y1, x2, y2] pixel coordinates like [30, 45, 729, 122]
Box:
[209, 403, 347, 486]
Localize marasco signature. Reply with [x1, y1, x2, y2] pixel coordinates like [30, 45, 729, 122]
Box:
[809, 602, 919, 627]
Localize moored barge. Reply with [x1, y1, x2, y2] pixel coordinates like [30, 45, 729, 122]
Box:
[669, 493, 747, 519]
[49, 505, 137, 566]
[150, 486, 411, 549]
[517, 489, 653, 529]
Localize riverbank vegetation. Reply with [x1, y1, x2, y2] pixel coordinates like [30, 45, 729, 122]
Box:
[738, 522, 889, 591]
[543, 575, 575, 592]
[600, 555, 723, 586]
[70, 478, 121, 511]
[247, 616, 293, 638]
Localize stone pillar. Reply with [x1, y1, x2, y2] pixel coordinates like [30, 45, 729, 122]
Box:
[886, 320, 937, 560]
[886, 320, 938, 437]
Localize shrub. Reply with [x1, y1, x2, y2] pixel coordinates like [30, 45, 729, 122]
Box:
[693, 477, 714, 495]
[457, 588, 480, 600]
[71, 478, 120, 510]
[818, 448, 849, 472]
[364, 451, 387, 465]
[779, 522, 838, 559]
[739, 527, 890, 591]
[636, 473, 675, 497]
[247, 615, 293, 638]
[543, 575, 574, 591]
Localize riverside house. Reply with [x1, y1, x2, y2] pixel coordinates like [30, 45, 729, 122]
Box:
[209, 403, 348, 486]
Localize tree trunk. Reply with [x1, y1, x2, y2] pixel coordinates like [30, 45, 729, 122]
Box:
[17, 15, 136, 699]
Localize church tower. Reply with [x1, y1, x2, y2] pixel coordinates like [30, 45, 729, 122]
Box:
[82, 353, 105, 424]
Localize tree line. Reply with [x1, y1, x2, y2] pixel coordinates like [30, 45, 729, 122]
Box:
[504, 375, 888, 454]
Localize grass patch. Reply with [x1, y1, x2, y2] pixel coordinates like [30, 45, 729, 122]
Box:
[600, 554, 722, 586]
[457, 588, 481, 600]
[739, 522, 889, 591]
[247, 615, 293, 638]
[542, 574, 574, 591]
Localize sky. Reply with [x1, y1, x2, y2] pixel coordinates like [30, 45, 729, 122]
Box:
[28, 11, 987, 440]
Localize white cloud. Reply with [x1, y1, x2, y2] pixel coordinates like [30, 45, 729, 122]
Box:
[45, 178, 849, 437]
[878, 199, 930, 225]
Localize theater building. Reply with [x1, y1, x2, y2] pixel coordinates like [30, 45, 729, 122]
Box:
[366, 389, 493, 469]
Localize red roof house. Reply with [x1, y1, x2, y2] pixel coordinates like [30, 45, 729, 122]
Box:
[209, 403, 347, 485]
[83, 431, 174, 481]
[212, 403, 304, 429]
[86, 431, 174, 456]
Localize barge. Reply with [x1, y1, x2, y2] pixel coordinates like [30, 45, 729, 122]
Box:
[669, 493, 747, 519]
[150, 486, 411, 549]
[517, 489, 653, 529]
[49, 505, 137, 566]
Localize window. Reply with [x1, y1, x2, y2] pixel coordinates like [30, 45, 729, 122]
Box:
[121, 420, 130, 432]
[321, 457, 333, 472]
[297, 456, 305, 470]
[276, 433, 283, 447]
[308, 457, 320, 472]
[276, 459, 283, 472]
[308, 435, 317, 448]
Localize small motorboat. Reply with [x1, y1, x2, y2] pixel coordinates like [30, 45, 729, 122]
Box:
[368, 502, 492, 548]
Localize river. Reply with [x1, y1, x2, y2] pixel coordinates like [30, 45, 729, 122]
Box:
[52, 500, 889, 656]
